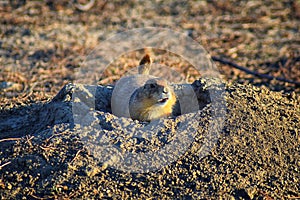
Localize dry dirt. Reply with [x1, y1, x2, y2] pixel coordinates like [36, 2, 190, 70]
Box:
[0, 0, 300, 199]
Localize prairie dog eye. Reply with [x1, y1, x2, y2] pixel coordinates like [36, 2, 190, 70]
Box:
[149, 83, 156, 88]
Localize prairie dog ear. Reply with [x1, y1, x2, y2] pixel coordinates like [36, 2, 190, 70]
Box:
[138, 54, 152, 75]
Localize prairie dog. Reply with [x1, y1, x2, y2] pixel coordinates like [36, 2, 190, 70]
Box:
[111, 54, 176, 122]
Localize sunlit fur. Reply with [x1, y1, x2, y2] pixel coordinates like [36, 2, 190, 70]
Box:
[129, 78, 176, 122]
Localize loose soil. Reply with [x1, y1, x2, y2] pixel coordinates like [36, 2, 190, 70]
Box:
[0, 1, 299, 199]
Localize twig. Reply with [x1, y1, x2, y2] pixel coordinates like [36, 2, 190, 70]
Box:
[212, 56, 300, 86]
[0, 161, 11, 169]
[25, 135, 34, 146]
[29, 193, 54, 200]
[71, 149, 82, 163]
[40, 145, 56, 151]
[74, 0, 95, 11]
[0, 137, 21, 143]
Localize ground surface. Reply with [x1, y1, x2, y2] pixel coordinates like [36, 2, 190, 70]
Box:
[0, 0, 300, 199]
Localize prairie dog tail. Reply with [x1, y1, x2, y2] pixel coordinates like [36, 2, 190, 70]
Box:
[138, 54, 152, 75]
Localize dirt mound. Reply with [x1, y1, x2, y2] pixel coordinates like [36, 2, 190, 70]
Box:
[1, 1, 300, 199]
[0, 79, 299, 199]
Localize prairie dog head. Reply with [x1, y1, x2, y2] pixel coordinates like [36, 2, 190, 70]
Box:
[132, 79, 173, 105]
[129, 78, 176, 122]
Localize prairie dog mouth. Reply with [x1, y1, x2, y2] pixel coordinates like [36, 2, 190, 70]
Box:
[157, 97, 169, 104]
